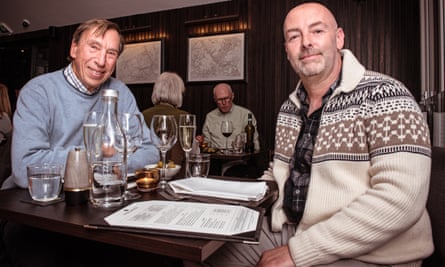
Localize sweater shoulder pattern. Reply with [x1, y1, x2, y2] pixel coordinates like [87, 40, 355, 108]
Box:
[275, 70, 430, 165]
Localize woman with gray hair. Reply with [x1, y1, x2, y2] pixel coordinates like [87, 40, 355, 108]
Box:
[150, 71, 185, 108]
[142, 71, 190, 177]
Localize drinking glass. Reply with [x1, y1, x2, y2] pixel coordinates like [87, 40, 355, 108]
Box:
[83, 111, 103, 163]
[188, 153, 210, 177]
[27, 163, 63, 202]
[83, 111, 104, 204]
[120, 113, 143, 200]
[150, 115, 177, 189]
[220, 120, 233, 154]
[179, 114, 196, 177]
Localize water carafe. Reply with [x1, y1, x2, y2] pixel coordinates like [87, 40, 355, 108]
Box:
[89, 89, 127, 208]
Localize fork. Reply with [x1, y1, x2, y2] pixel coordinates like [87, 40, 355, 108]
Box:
[158, 190, 192, 201]
[159, 188, 242, 205]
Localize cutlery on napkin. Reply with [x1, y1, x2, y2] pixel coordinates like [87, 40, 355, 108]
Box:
[167, 177, 268, 201]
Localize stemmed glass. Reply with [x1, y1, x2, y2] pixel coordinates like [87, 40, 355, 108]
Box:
[120, 113, 143, 200]
[150, 115, 177, 189]
[179, 114, 196, 177]
[220, 120, 233, 154]
[83, 111, 103, 164]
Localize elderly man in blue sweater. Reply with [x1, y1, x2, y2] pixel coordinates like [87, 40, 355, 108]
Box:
[0, 18, 163, 267]
[3, 19, 159, 189]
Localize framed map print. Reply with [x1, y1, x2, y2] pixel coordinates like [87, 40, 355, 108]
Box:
[187, 32, 246, 82]
[116, 40, 163, 84]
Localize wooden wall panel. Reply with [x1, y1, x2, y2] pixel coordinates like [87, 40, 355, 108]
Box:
[0, 0, 422, 156]
[245, 0, 421, 151]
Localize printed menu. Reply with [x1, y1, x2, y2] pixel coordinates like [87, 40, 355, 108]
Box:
[86, 200, 264, 243]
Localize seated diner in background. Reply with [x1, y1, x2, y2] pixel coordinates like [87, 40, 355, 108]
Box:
[0, 83, 13, 185]
[0, 83, 12, 144]
[142, 71, 190, 178]
[196, 83, 260, 152]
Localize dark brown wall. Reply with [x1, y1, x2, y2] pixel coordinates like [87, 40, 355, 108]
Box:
[0, 0, 421, 153]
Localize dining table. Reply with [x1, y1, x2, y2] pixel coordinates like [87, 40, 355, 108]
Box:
[0, 176, 278, 266]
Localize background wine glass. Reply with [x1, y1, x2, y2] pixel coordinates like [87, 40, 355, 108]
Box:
[150, 115, 177, 189]
[120, 113, 143, 200]
[220, 120, 233, 153]
[179, 114, 196, 177]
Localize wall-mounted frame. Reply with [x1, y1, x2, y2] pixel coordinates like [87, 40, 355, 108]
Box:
[116, 40, 163, 84]
[187, 32, 246, 82]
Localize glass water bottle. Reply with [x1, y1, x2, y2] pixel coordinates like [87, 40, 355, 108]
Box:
[89, 89, 127, 208]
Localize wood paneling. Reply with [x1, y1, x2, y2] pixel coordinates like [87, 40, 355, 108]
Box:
[0, 0, 422, 156]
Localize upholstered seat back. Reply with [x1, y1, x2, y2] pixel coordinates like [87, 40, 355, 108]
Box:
[423, 147, 445, 266]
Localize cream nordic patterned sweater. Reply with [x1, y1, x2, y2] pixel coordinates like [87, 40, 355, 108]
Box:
[262, 49, 433, 267]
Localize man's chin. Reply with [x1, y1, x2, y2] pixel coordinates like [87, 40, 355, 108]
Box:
[85, 78, 106, 89]
[299, 66, 324, 77]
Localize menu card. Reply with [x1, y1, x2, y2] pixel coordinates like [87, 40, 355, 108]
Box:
[168, 177, 268, 201]
[86, 200, 264, 243]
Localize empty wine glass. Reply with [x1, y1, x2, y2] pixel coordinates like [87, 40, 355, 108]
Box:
[120, 113, 143, 200]
[179, 114, 196, 177]
[150, 115, 177, 189]
[220, 120, 233, 154]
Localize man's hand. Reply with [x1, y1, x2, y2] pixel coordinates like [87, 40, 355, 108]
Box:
[256, 245, 296, 267]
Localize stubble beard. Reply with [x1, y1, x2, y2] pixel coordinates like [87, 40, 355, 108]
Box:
[296, 59, 325, 77]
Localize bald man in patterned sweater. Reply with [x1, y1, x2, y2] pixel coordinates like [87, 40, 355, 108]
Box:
[204, 2, 433, 267]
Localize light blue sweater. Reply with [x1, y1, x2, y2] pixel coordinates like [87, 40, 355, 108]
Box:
[3, 69, 159, 189]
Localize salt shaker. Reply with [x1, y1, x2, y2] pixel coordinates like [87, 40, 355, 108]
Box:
[64, 147, 90, 205]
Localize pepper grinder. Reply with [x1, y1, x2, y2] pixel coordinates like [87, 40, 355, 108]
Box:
[64, 147, 90, 205]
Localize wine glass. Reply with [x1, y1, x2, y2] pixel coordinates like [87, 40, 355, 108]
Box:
[179, 114, 196, 177]
[83, 111, 103, 163]
[120, 113, 143, 200]
[150, 115, 177, 189]
[220, 120, 233, 154]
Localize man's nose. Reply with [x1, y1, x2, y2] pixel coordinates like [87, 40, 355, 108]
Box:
[301, 34, 313, 48]
[95, 50, 107, 66]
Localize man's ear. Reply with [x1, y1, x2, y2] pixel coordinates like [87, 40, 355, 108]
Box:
[70, 42, 78, 59]
[336, 27, 345, 50]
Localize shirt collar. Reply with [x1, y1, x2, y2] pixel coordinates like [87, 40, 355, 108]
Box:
[297, 71, 341, 106]
[63, 63, 101, 95]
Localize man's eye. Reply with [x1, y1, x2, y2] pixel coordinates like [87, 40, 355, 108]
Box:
[107, 50, 118, 57]
[287, 34, 300, 43]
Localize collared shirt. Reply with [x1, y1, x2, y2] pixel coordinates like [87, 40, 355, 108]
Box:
[202, 104, 260, 151]
[283, 78, 339, 223]
[63, 63, 100, 95]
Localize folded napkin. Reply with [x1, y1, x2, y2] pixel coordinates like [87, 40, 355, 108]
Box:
[168, 177, 268, 201]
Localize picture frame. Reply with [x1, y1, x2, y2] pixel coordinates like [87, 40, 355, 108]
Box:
[116, 40, 163, 84]
[187, 32, 246, 82]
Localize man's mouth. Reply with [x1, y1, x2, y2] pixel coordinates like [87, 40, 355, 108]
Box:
[300, 53, 319, 61]
[89, 68, 104, 79]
